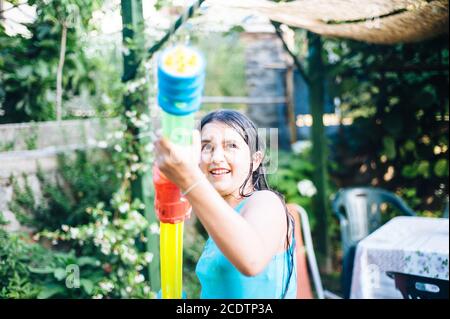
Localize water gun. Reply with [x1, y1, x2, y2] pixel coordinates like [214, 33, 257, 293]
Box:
[153, 45, 205, 299]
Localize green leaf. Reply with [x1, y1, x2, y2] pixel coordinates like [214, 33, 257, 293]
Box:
[28, 266, 54, 274]
[404, 140, 415, 152]
[417, 161, 430, 178]
[383, 137, 397, 160]
[80, 279, 94, 295]
[16, 66, 33, 79]
[405, 188, 417, 198]
[77, 256, 100, 267]
[402, 165, 418, 178]
[434, 159, 449, 177]
[37, 285, 65, 299]
[228, 25, 245, 33]
[54, 268, 66, 281]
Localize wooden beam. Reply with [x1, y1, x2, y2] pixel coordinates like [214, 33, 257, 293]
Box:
[307, 31, 332, 272]
[285, 64, 297, 144]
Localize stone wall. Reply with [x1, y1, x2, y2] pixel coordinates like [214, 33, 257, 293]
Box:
[0, 118, 120, 152]
[0, 118, 120, 232]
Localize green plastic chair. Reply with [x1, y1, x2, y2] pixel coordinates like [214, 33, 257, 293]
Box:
[332, 187, 416, 298]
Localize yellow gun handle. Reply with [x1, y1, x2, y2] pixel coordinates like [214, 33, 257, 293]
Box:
[160, 221, 184, 298]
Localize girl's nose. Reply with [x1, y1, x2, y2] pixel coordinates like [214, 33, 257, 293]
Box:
[211, 146, 226, 164]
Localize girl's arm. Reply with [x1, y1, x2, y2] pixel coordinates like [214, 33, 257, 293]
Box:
[186, 171, 286, 276]
[154, 136, 286, 276]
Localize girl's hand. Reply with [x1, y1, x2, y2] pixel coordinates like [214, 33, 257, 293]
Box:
[154, 129, 202, 190]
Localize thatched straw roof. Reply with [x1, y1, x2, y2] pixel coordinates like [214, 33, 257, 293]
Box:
[206, 0, 449, 44]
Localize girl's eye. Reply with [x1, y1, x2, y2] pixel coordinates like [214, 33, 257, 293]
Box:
[202, 144, 213, 152]
[226, 143, 238, 149]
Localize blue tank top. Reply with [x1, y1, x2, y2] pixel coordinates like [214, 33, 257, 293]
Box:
[195, 198, 297, 299]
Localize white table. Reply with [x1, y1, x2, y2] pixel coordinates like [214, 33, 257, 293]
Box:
[350, 216, 449, 299]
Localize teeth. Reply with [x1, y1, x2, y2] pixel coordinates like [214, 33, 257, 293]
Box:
[210, 169, 230, 175]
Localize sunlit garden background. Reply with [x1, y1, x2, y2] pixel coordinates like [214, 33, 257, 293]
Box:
[0, 0, 448, 299]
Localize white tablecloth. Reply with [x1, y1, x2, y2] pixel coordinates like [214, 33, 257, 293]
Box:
[350, 216, 449, 299]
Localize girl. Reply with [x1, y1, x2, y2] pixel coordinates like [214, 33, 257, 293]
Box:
[154, 109, 296, 298]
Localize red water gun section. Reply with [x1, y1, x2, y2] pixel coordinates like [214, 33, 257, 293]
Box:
[153, 165, 191, 224]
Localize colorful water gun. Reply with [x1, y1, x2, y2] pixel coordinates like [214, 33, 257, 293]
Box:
[153, 45, 205, 299]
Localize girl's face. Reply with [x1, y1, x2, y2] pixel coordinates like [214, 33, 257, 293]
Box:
[200, 122, 259, 198]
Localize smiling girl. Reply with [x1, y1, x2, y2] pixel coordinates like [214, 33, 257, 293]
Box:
[154, 109, 297, 299]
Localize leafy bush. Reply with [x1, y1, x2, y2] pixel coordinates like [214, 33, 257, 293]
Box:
[0, 0, 122, 123]
[36, 197, 154, 299]
[10, 151, 120, 231]
[326, 37, 449, 216]
[268, 147, 342, 270]
[268, 148, 317, 228]
[27, 251, 105, 299]
[0, 220, 106, 299]
[0, 226, 41, 298]
[7, 147, 155, 299]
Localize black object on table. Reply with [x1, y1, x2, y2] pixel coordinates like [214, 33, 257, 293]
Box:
[387, 271, 449, 299]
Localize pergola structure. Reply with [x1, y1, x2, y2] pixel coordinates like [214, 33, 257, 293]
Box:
[208, 0, 449, 44]
[120, 0, 449, 290]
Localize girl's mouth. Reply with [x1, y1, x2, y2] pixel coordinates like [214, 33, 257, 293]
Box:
[209, 168, 231, 177]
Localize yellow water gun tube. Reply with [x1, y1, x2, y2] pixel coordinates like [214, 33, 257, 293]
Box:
[153, 45, 205, 299]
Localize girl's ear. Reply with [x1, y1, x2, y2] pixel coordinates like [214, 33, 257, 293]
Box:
[252, 151, 264, 172]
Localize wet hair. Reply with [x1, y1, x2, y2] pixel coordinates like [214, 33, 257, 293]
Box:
[200, 109, 295, 299]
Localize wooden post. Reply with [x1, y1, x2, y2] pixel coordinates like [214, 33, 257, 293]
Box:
[307, 32, 331, 271]
[285, 63, 297, 145]
[121, 0, 160, 292]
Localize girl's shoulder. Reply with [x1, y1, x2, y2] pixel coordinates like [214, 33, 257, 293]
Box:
[248, 189, 284, 202]
[242, 190, 288, 250]
[244, 190, 286, 213]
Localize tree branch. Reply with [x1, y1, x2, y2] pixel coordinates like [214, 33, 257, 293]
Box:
[56, 23, 68, 121]
[271, 20, 310, 85]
